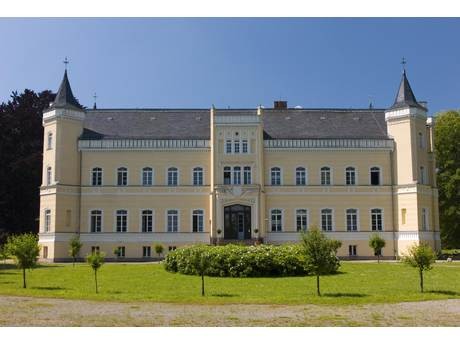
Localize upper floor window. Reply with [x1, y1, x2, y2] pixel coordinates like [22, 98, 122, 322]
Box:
[90, 210, 102, 233]
[321, 208, 333, 231]
[117, 167, 128, 186]
[371, 208, 383, 231]
[296, 209, 308, 232]
[296, 167, 306, 185]
[421, 208, 429, 231]
[419, 166, 426, 185]
[242, 139, 248, 153]
[167, 210, 179, 232]
[225, 140, 232, 154]
[320, 167, 331, 185]
[233, 166, 241, 185]
[47, 132, 53, 150]
[234, 140, 240, 154]
[92, 167, 102, 186]
[370, 167, 380, 186]
[192, 210, 204, 232]
[141, 210, 153, 232]
[193, 167, 203, 186]
[345, 167, 356, 185]
[142, 167, 153, 186]
[223, 166, 231, 185]
[418, 132, 425, 149]
[168, 167, 178, 186]
[271, 209, 283, 232]
[44, 209, 51, 233]
[243, 166, 252, 184]
[116, 210, 128, 232]
[271, 167, 281, 186]
[346, 208, 358, 231]
[46, 166, 52, 186]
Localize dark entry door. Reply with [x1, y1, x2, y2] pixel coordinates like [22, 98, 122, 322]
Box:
[224, 205, 251, 240]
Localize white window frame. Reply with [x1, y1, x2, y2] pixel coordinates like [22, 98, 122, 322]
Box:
[320, 166, 332, 186]
[233, 140, 240, 154]
[242, 139, 249, 154]
[89, 209, 103, 233]
[116, 246, 126, 258]
[166, 209, 180, 232]
[295, 208, 308, 232]
[271, 167, 282, 186]
[142, 246, 151, 257]
[421, 208, 429, 231]
[115, 209, 128, 232]
[91, 167, 103, 186]
[295, 167, 307, 186]
[270, 209, 283, 232]
[225, 139, 232, 154]
[370, 208, 384, 231]
[167, 167, 179, 186]
[192, 167, 204, 186]
[345, 166, 357, 186]
[233, 166, 242, 185]
[345, 208, 359, 232]
[47, 131, 53, 150]
[348, 245, 357, 256]
[320, 208, 334, 232]
[191, 209, 205, 233]
[140, 209, 154, 233]
[141, 167, 154, 186]
[46, 166, 52, 186]
[116, 167, 128, 186]
[44, 209, 51, 233]
[369, 166, 382, 186]
[243, 166, 252, 185]
[223, 166, 232, 185]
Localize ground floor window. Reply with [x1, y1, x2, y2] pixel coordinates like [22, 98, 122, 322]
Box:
[168, 246, 177, 252]
[116, 246, 126, 258]
[348, 245, 357, 256]
[91, 246, 100, 254]
[142, 246, 151, 257]
[43, 246, 48, 259]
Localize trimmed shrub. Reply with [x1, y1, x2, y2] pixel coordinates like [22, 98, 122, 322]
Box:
[164, 244, 327, 277]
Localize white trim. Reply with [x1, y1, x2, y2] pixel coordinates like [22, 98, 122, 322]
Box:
[320, 166, 333, 186]
[139, 209, 154, 233]
[114, 209, 128, 233]
[345, 208, 360, 232]
[264, 139, 394, 150]
[270, 166, 283, 186]
[90, 166, 103, 186]
[344, 166, 358, 186]
[320, 208, 335, 231]
[191, 166, 204, 186]
[141, 167, 154, 186]
[294, 208, 309, 232]
[165, 209, 180, 233]
[79, 139, 210, 151]
[369, 207, 385, 231]
[191, 208, 205, 233]
[269, 208, 284, 232]
[294, 166, 308, 186]
[88, 209, 103, 233]
[166, 167, 180, 186]
[116, 167, 129, 186]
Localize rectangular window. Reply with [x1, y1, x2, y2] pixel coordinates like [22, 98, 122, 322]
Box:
[346, 168, 356, 185]
[142, 168, 153, 186]
[296, 209, 308, 231]
[65, 209, 71, 227]
[271, 168, 281, 185]
[371, 209, 383, 231]
[370, 168, 380, 186]
[321, 209, 333, 231]
[90, 210, 102, 233]
[43, 246, 48, 259]
[321, 168, 331, 185]
[223, 167, 231, 185]
[44, 209, 51, 233]
[192, 210, 204, 232]
[225, 140, 232, 154]
[193, 168, 203, 186]
[117, 246, 125, 258]
[168, 168, 178, 186]
[346, 209, 358, 231]
[233, 167, 241, 185]
[47, 132, 53, 150]
[401, 208, 407, 225]
[243, 166, 252, 184]
[348, 245, 357, 256]
[421, 208, 429, 231]
[168, 246, 177, 252]
[116, 210, 128, 232]
[91, 246, 100, 254]
[167, 210, 178, 232]
[141, 210, 153, 232]
[142, 246, 151, 257]
[271, 210, 283, 232]
[234, 140, 240, 153]
[92, 168, 102, 186]
[242, 139, 248, 153]
[420, 166, 426, 184]
[296, 168, 306, 185]
[117, 168, 128, 186]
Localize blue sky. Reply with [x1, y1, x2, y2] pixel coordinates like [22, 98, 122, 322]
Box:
[0, 18, 459, 114]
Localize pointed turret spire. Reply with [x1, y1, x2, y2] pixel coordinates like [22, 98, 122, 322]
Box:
[51, 68, 83, 110]
[390, 69, 426, 111]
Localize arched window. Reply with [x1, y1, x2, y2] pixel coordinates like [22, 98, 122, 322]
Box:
[192, 210, 204, 232]
[47, 132, 53, 150]
[167, 167, 178, 186]
[271, 209, 283, 232]
[44, 209, 51, 233]
[92, 167, 103, 186]
[117, 167, 128, 186]
[296, 167, 306, 185]
[141, 210, 153, 232]
[142, 167, 153, 186]
[223, 166, 231, 185]
[371, 208, 383, 231]
[46, 166, 52, 186]
[345, 167, 356, 185]
[271, 167, 281, 185]
[167, 210, 179, 232]
[370, 167, 380, 185]
[296, 209, 308, 231]
[346, 209, 358, 231]
[193, 167, 203, 186]
[321, 167, 331, 185]
[233, 166, 241, 185]
[321, 208, 333, 231]
[90, 210, 102, 233]
[243, 166, 252, 184]
[116, 210, 128, 232]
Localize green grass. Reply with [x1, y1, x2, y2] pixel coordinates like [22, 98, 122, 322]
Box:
[0, 262, 459, 305]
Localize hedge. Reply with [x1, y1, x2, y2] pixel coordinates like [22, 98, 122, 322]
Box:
[164, 244, 339, 277]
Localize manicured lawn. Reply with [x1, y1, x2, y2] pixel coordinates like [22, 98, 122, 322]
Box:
[0, 262, 459, 305]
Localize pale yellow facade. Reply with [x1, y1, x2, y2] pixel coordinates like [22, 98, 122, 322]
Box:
[38, 75, 441, 261]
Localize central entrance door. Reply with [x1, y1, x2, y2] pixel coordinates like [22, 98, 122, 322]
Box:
[224, 204, 251, 240]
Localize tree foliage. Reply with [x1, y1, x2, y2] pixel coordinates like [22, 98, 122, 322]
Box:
[300, 226, 341, 296]
[187, 245, 211, 296]
[6, 233, 41, 288]
[401, 243, 436, 293]
[86, 251, 105, 294]
[368, 234, 386, 263]
[434, 110, 460, 248]
[0, 89, 54, 242]
[154, 243, 164, 258]
[68, 236, 83, 266]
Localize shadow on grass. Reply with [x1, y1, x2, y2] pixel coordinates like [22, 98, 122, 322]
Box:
[0, 281, 13, 284]
[323, 292, 368, 298]
[32, 286, 68, 291]
[211, 293, 240, 298]
[0, 264, 17, 270]
[427, 290, 460, 296]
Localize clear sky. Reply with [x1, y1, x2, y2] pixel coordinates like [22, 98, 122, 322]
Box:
[0, 18, 459, 114]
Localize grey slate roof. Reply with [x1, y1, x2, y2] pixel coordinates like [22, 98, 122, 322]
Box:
[50, 70, 83, 110]
[390, 71, 426, 111]
[81, 108, 388, 140]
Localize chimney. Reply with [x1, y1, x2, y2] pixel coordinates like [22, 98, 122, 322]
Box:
[273, 100, 287, 109]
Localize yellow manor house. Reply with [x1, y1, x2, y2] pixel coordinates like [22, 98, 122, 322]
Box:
[39, 68, 440, 261]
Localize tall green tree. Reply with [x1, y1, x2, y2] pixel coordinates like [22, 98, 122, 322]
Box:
[434, 110, 460, 248]
[0, 90, 54, 242]
[301, 226, 341, 296]
[401, 243, 436, 293]
[86, 252, 105, 294]
[369, 234, 386, 263]
[68, 235, 83, 267]
[6, 233, 41, 288]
